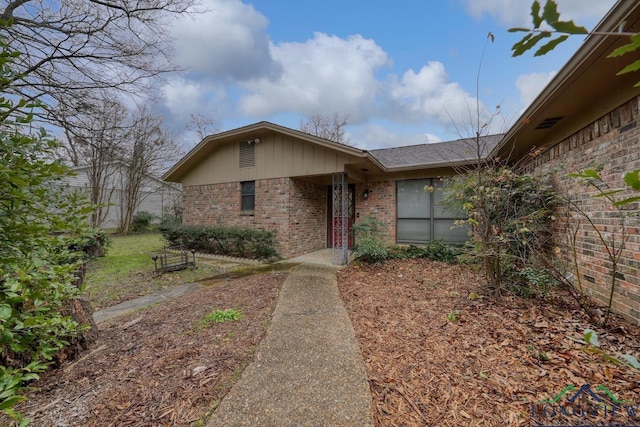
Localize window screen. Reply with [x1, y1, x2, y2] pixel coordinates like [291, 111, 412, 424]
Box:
[241, 181, 255, 211]
[396, 179, 468, 244]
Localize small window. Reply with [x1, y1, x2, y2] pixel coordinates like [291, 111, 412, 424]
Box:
[241, 181, 255, 211]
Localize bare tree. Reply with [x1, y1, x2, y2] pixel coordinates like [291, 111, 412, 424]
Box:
[186, 113, 220, 140]
[119, 105, 180, 234]
[300, 113, 351, 144]
[61, 93, 129, 228]
[1, 0, 195, 128]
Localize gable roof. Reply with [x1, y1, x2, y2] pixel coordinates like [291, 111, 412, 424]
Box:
[163, 121, 368, 182]
[164, 120, 507, 182]
[370, 134, 503, 170]
[495, 0, 640, 160]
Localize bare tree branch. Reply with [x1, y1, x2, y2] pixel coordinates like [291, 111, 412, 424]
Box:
[1, 0, 196, 131]
[300, 112, 351, 145]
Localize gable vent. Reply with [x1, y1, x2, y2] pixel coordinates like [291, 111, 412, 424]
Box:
[535, 116, 564, 130]
[239, 141, 255, 168]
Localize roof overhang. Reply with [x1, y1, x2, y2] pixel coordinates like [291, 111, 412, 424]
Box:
[495, 0, 640, 160]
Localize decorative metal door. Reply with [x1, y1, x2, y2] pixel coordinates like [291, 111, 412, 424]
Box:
[329, 174, 354, 265]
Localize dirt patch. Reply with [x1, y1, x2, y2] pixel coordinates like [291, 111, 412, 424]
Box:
[86, 259, 233, 311]
[8, 272, 286, 427]
[337, 259, 640, 427]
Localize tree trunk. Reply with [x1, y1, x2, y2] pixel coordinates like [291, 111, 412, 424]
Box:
[58, 263, 99, 363]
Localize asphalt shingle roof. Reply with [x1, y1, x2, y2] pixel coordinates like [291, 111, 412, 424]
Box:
[369, 134, 503, 169]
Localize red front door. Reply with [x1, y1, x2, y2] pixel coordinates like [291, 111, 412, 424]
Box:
[327, 184, 355, 248]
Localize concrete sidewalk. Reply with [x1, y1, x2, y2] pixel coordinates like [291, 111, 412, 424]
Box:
[206, 263, 373, 427]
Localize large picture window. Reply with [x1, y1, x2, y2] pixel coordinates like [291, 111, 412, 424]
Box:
[396, 179, 468, 244]
[241, 181, 255, 211]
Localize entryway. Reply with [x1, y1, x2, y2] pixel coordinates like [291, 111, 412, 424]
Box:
[327, 183, 355, 248]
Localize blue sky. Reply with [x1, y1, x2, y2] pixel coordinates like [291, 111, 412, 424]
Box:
[161, 0, 616, 149]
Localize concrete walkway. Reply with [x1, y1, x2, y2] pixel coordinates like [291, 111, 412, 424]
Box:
[206, 263, 373, 427]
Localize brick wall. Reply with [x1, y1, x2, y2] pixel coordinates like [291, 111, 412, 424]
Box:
[355, 181, 396, 245]
[524, 96, 640, 325]
[182, 177, 329, 258]
[288, 179, 327, 255]
[182, 178, 290, 257]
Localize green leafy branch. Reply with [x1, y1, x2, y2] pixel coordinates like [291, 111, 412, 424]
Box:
[573, 329, 640, 373]
[510, 0, 640, 86]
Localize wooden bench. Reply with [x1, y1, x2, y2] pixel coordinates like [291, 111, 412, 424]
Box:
[151, 248, 196, 274]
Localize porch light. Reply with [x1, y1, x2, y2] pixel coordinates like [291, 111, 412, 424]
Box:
[362, 188, 372, 199]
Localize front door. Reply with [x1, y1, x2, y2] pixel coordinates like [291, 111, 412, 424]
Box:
[327, 184, 355, 248]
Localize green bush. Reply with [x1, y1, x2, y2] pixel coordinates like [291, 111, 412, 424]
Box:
[514, 267, 558, 298]
[131, 211, 156, 233]
[387, 242, 462, 263]
[70, 228, 111, 258]
[158, 223, 278, 260]
[0, 32, 96, 423]
[441, 167, 557, 295]
[352, 216, 388, 264]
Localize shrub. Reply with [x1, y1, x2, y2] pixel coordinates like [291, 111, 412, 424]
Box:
[442, 167, 557, 296]
[423, 241, 463, 263]
[352, 216, 388, 264]
[158, 223, 278, 260]
[70, 228, 111, 258]
[131, 211, 156, 233]
[514, 267, 558, 298]
[0, 36, 97, 421]
[387, 242, 462, 263]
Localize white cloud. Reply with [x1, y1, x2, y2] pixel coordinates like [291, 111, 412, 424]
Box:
[388, 61, 489, 129]
[160, 77, 228, 140]
[462, 0, 616, 27]
[238, 32, 390, 120]
[171, 0, 281, 81]
[351, 124, 441, 149]
[515, 70, 556, 107]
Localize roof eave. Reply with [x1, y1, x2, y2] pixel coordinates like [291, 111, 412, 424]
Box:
[494, 0, 640, 159]
[379, 158, 488, 173]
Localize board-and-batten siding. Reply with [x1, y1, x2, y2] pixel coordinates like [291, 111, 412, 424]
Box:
[181, 133, 361, 186]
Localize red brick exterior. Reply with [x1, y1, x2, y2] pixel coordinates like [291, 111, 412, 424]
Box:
[288, 179, 327, 256]
[524, 96, 640, 325]
[354, 181, 396, 245]
[182, 177, 326, 258]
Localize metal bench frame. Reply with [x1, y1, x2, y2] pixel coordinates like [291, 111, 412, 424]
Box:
[152, 248, 196, 274]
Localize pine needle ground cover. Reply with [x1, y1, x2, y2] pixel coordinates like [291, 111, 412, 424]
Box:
[338, 258, 640, 426]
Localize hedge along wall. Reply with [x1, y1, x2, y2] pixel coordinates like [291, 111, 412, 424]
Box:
[181, 177, 327, 258]
[523, 96, 640, 325]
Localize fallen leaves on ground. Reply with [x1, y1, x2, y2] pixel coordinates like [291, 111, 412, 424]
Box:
[7, 272, 285, 427]
[337, 258, 640, 427]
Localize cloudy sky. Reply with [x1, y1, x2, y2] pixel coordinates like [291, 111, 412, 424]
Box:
[161, 0, 616, 149]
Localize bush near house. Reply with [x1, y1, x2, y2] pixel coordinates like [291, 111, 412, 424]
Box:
[352, 216, 389, 263]
[442, 167, 558, 297]
[387, 242, 464, 264]
[159, 223, 278, 260]
[131, 211, 157, 233]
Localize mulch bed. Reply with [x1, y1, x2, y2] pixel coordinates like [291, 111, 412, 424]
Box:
[337, 258, 640, 427]
[7, 272, 286, 427]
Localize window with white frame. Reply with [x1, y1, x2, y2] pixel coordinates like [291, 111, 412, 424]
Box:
[396, 178, 469, 244]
